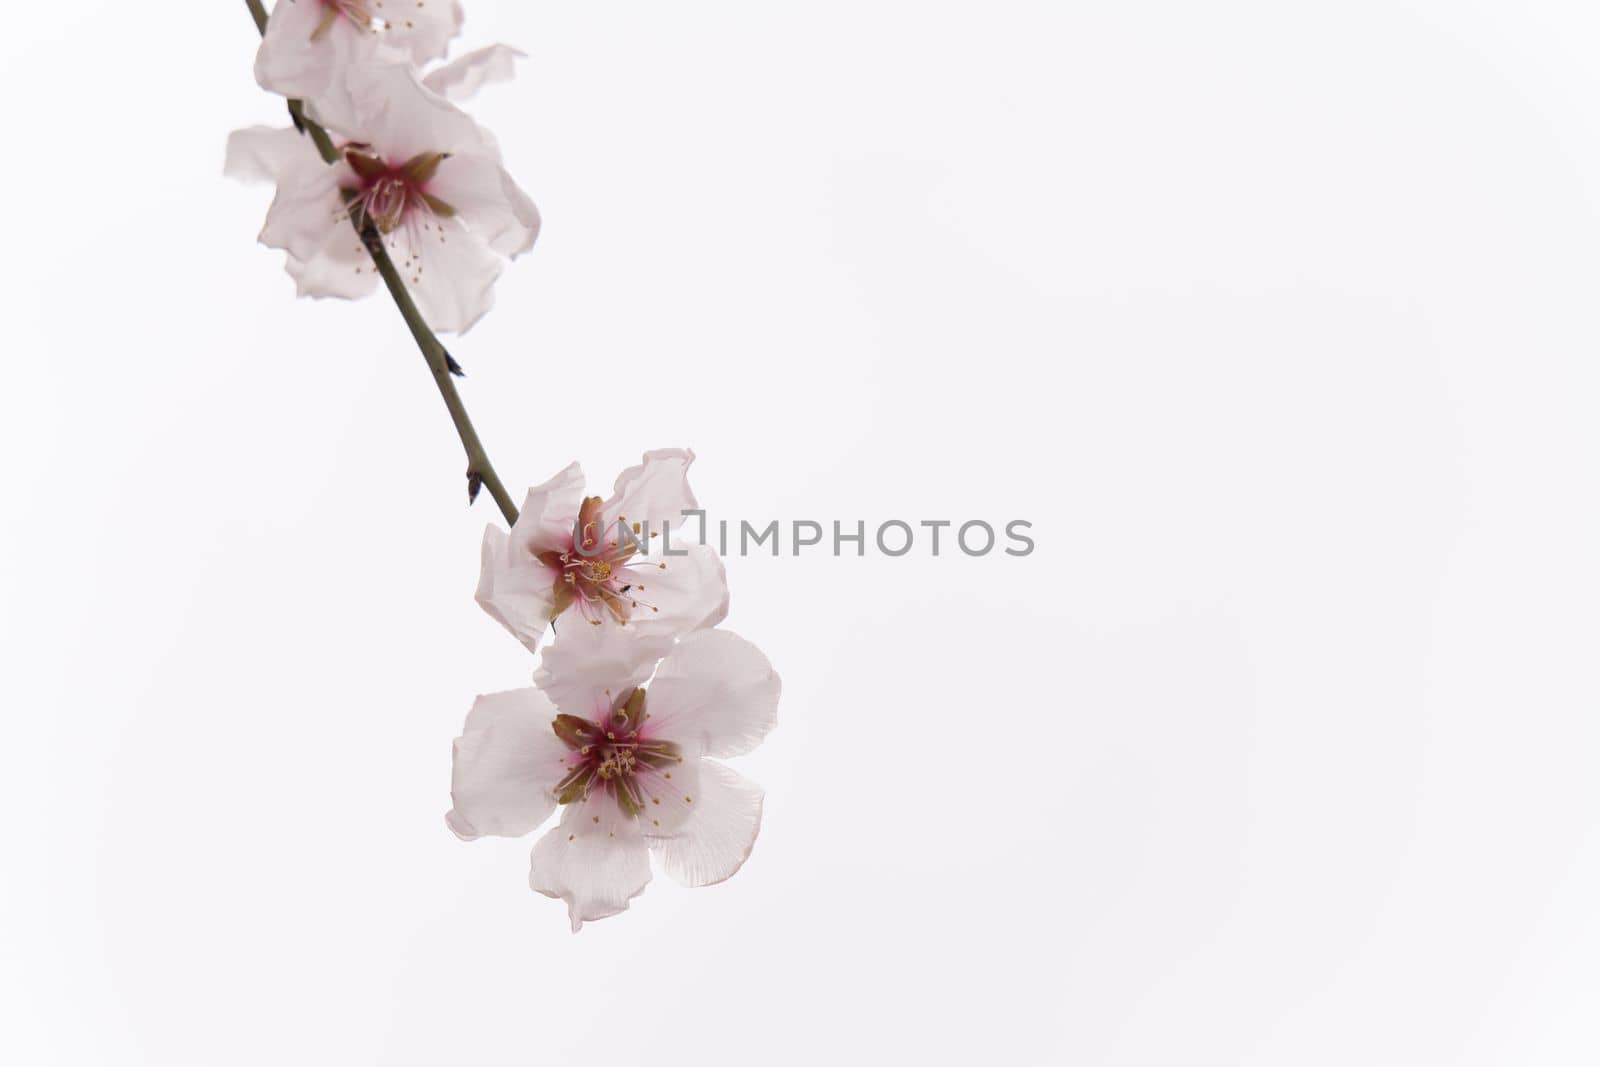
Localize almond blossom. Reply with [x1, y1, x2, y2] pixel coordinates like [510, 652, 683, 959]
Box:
[476, 449, 729, 654]
[447, 627, 779, 930]
[255, 0, 464, 105]
[226, 59, 538, 333]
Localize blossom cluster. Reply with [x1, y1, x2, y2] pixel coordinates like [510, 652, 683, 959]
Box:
[459, 450, 777, 930]
[228, 4, 778, 930]
[229, 1, 536, 333]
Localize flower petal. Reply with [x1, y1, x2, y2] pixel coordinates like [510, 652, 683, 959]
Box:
[446, 688, 568, 841]
[394, 212, 503, 334]
[224, 125, 315, 184]
[633, 746, 698, 837]
[603, 448, 699, 534]
[384, 0, 464, 67]
[646, 758, 764, 888]
[254, 0, 347, 102]
[529, 792, 652, 931]
[427, 152, 540, 258]
[247, 132, 384, 302]
[475, 526, 555, 653]
[256, 0, 407, 106]
[534, 621, 669, 720]
[257, 148, 345, 254]
[315, 59, 488, 162]
[421, 43, 524, 102]
[645, 629, 780, 759]
[284, 234, 380, 301]
[475, 463, 588, 652]
[633, 541, 729, 638]
[514, 462, 590, 549]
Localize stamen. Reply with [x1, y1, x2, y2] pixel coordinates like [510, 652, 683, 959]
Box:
[541, 503, 674, 626]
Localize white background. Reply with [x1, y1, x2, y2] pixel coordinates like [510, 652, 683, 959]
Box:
[3, 1, 1599, 1063]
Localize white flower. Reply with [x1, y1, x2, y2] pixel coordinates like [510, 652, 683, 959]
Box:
[447, 627, 780, 930]
[254, 0, 465, 105]
[225, 59, 538, 333]
[476, 449, 729, 654]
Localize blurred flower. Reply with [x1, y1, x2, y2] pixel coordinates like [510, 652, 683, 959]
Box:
[448, 628, 779, 930]
[225, 60, 538, 333]
[476, 449, 729, 654]
[254, 0, 464, 105]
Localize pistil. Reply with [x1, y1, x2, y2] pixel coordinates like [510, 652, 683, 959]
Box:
[338, 148, 456, 236]
[538, 496, 666, 626]
[550, 689, 684, 817]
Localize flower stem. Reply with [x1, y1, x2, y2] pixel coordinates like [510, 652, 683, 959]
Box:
[288, 99, 340, 164]
[241, 0, 520, 526]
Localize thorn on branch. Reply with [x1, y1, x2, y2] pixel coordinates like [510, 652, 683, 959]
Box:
[467, 470, 484, 504]
[444, 349, 465, 377]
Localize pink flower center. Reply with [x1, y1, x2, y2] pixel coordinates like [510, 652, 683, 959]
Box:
[537, 495, 666, 626]
[551, 689, 686, 818]
[339, 147, 455, 235]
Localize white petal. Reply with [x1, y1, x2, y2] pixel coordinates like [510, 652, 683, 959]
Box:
[629, 541, 729, 639]
[254, 0, 371, 103]
[318, 59, 489, 161]
[529, 793, 652, 931]
[384, 0, 464, 67]
[474, 525, 555, 653]
[255, 149, 380, 302]
[284, 230, 380, 301]
[513, 462, 590, 548]
[421, 43, 524, 102]
[446, 688, 567, 840]
[631, 747, 697, 838]
[224, 125, 315, 184]
[534, 621, 670, 720]
[475, 463, 588, 652]
[646, 759, 764, 888]
[241, 118, 377, 303]
[427, 152, 540, 258]
[393, 212, 502, 334]
[603, 448, 700, 534]
[646, 630, 780, 759]
[257, 156, 352, 275]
